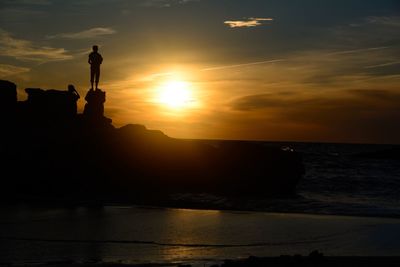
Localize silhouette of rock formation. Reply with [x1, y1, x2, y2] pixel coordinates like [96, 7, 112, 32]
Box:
[24, 87, 80, 122]
[84, 89, 103, 117]
[0, 79, 305, 204]
[0, 80, 17, 118]
[82, 88, 112, 126]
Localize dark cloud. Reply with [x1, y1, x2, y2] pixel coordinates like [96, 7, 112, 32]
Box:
[139, 0, 200, 8]
[229, 89, 400, 143]
[231, 89, 400, 111]
[347, 88, 400, 102]
[46, 27, 116, 39]
[365, 63, 400, 77]
[230, 93, 297, 111]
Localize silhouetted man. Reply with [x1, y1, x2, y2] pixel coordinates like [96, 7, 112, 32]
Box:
[67, 84, 80, 115]
[88, 45, 103, 89]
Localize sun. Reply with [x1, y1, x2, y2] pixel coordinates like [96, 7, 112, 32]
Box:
[157, 80, 194, 109]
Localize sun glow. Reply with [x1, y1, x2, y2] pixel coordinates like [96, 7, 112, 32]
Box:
[157, 80, 194, 109]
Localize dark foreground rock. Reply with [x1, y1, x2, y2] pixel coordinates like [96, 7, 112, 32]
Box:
[0, 80, 305, 204]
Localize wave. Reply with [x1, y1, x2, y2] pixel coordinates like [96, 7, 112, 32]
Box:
[0, 235, 335, 248]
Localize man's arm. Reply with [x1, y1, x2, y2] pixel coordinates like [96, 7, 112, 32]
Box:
[73, 88, 80, 99]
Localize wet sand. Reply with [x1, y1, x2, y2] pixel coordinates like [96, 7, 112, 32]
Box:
[1, 205, 400, 265]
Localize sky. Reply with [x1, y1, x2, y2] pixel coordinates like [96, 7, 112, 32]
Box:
[0, 0, 399, 144]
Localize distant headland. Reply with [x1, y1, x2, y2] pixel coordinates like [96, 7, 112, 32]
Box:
[0, 79, 305, 206]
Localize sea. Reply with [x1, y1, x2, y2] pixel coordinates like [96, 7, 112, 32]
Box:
[271, 142, 400, 217]
[182, 141, 400, 218]
[1, 142, 400, 265]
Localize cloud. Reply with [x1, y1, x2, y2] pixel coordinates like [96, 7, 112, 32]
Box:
[224, 17, 274, 28]
[334, 16, 400, 50]
[139, 0, 199, 8]
[228, 89, 400, 143]
[347, 89, 400, 102]
[47, 27, 116, 39]
[273, 45, 400, 85]
[366, 16, 400, 27]
[2, 0, 52, 5]
[202, 59, 284, 71]
[365, 61, 400, 69]
[230, 89, 400, 112]
[230, 93, 290, 111]
[327, 46, 389, 56]
[0, 29, 72, 62]
[0, 64, 30, 77]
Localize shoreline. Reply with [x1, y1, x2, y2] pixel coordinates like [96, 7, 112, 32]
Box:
[2, 204, 400, 263]
[3, 198, 400, 220]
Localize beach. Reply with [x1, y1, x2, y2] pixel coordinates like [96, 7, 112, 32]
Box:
[1, 205, 400, 266]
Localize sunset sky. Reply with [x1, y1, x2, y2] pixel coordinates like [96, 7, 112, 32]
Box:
[0, 0, 399, 144]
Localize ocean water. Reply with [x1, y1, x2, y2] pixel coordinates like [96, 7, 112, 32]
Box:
[270, 142, 400, 217]
[1, 142, 400, 264]
[172, 142, 400, 218]
[293, 142, 400, 217]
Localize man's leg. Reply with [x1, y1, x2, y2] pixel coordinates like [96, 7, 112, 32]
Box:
[90, 68, 95, 89]
[95, 68, 100, 89]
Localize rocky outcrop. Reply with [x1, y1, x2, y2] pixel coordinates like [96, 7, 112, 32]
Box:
[0, 80, 17, 117]
[0, 79, 305, 204]
[24, 87, 80, 122]
[0, 80, 17, 101]
[83, 89, 104, 119]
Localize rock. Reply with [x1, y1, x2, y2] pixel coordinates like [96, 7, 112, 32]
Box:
[0, 80, 305, 203]
[82, 88, 113, 127]
[83, 88, 105, 118]
[309, 249, 324, 259]
[25, 87, 80, 122]
[0, 80, 17, 114]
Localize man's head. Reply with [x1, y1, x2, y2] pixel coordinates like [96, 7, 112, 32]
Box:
[68, 84, 75, 92]
[92, 45, 98, 52]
